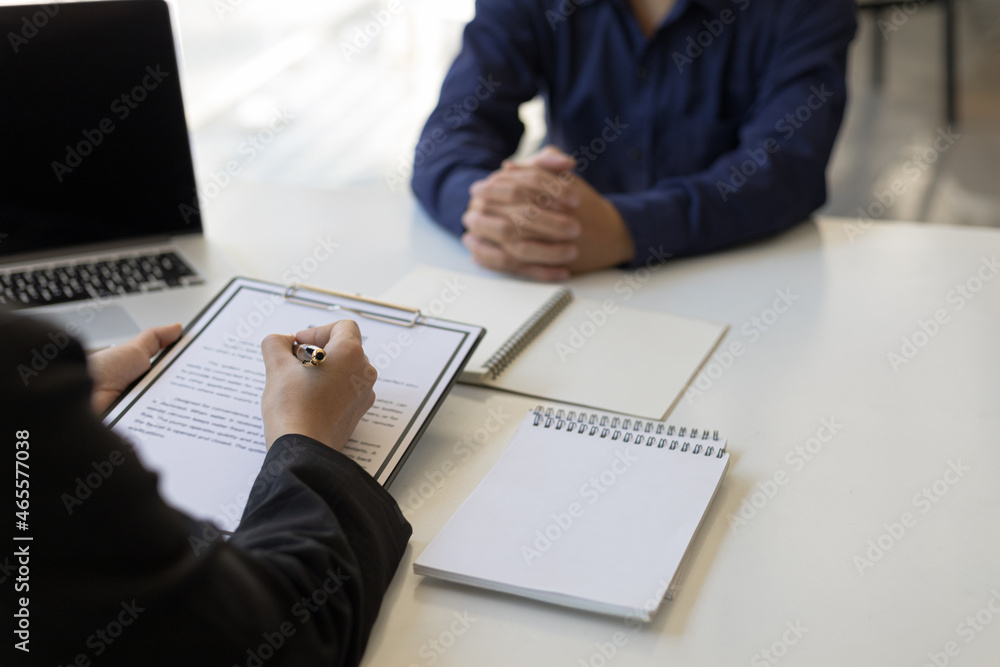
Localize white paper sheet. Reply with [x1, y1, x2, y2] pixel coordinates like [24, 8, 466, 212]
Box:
[104, 278, 483, 531]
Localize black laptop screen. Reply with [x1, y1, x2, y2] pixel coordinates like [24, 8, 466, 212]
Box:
[0, 0, 201, 258]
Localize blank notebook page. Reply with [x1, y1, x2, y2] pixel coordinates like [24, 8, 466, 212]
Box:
[415, 412, 730, 618]
[380, 264, 563, 376]
[487, 298, 727, 418]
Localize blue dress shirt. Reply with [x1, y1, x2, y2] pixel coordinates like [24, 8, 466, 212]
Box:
[410, 0, 857, 267]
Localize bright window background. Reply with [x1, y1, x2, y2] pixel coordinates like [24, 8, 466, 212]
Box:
[171, 0, 494, 193]
[0, 0, 546, 199]
[10, 1, 994, 224]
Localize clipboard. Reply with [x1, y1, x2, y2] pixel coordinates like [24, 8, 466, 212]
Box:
[282, 283, 422, 327]
[103, 277, 485, 532]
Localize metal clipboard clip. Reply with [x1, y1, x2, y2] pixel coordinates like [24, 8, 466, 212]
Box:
[282, 283, 421, 327]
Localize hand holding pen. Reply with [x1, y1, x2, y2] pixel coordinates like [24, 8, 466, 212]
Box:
[260, 321, 377, 451]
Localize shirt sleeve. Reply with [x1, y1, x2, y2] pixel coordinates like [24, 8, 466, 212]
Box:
[409, 0, 545, 234]
[612, 0, 857, 267]
[3, 314, 410, 667]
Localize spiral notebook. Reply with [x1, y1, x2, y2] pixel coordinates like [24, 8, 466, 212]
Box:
[414, 406, 730, 621]
[381, 266, 728, 419]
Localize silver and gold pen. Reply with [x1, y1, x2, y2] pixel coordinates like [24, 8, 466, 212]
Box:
[292, 342, 326, 366]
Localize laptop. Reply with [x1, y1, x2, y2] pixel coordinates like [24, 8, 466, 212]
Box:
[0, 0, 241, 349]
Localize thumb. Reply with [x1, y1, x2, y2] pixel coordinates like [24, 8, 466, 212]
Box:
[525, 145, 575, 173]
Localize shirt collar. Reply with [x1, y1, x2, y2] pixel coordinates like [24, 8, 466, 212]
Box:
[688, 0, 739, 13]
[578, 0, 734, 15]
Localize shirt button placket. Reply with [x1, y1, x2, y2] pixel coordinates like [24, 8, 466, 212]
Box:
[629, 58, 653, 187]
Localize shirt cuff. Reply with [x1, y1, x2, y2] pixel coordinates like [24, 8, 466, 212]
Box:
[605, 188, 690, 269]
[415, 166, 491, 237]
[259, 434, 410, 531]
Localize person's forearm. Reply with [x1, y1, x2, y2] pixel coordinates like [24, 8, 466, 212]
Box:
[606, 134, 831, 267]
[413, 161, 490, 235]
[608, 3, 855, 267]
[231, 435, 411, 666]
[411, 0, 542, 234]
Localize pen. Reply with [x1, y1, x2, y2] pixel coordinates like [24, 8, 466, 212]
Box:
[293, 342, 326, 366]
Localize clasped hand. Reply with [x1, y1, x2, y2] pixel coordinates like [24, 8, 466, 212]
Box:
[461, 146, 636, 280]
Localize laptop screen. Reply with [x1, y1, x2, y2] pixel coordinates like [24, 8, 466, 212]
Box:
[0, 0, 201, 258]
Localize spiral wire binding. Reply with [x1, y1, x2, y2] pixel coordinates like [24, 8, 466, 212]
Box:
[531, 406, 726, 458]
[483, 288, 574, 379]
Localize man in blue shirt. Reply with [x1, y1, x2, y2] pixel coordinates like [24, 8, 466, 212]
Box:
[411, 0, 857, 280]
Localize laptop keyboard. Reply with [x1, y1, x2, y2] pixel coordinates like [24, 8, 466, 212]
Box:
[0, 251, 204, 309]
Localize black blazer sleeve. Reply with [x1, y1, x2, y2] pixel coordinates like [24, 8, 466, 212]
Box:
[0, 313, 411, 667]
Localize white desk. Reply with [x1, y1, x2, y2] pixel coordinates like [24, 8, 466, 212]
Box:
[208, 183, 1000, 667]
